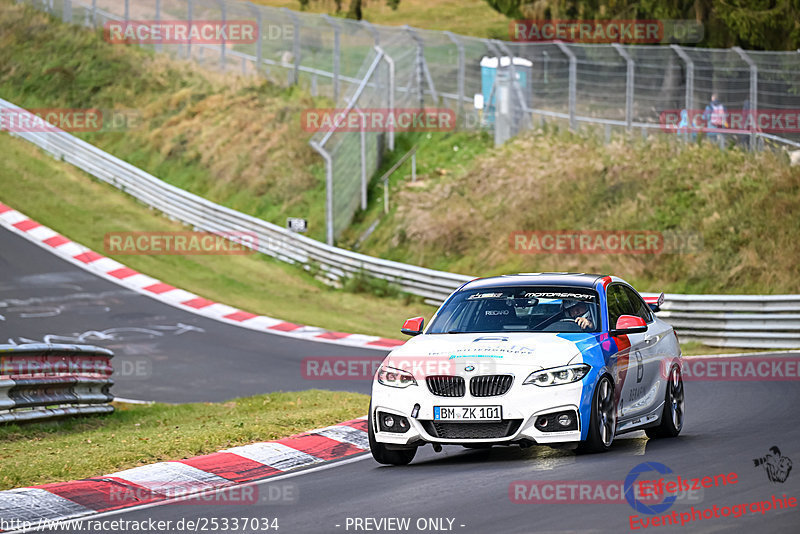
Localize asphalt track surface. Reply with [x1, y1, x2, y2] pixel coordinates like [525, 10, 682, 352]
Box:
[3, 226, 800, 533]
[44, 380, 800, 534]
[0, 227, 384, 402]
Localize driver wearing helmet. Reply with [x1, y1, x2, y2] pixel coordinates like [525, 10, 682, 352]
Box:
[562, 299, 594, 330]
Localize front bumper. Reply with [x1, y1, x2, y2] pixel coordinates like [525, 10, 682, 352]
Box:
[371, 378, 587, 446]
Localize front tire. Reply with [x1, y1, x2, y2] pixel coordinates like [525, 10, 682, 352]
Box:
[576, 375, 616, 454]
[368, 403, 417, 465]
[645, 364, 684, 439]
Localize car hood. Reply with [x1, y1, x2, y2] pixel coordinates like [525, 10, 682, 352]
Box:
[384, 332, 605, 377]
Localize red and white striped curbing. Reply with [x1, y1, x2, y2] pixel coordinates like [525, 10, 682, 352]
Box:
[0, 201, 404, 351]
[0, 418, 369, 529]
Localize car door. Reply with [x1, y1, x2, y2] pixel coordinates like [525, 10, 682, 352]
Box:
[606, 283, 648, 422]
[617, 284, 666, 422]
[622, 285, 673, 421]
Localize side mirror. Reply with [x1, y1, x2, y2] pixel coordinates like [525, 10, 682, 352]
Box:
[611, 315, 647, 336]
[401, 316, 424, 336]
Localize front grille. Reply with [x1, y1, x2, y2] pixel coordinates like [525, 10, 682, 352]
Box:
[421, 420, 522, 439]
[470, 375, 513, 397]
[426, 376, 465, 397]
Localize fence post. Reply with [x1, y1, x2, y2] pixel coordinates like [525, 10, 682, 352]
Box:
[377, 46, 395, 151]
[733, 47, 758, 151]
[245, 2, 262, 75]
[62, 0, 71, 22]
[554, 40, 576, 130]
[355, 107, 368, 211]
[187, 0, 193, 60]
[282, 8, 301, 85]
[323, 15, 341, 102]
[123, 0, 128, 23]
[310, 141, 335, 246]
[671, 45, 694, 117]
[405, 26, 439, 106]
[91, 0, 96, 26]
[444, 31, 465, 121]
[218, 0, 227, 71]
[154, 0, 162, 52]
[361, 19, 380, 46]
[612, 43, 634, 131]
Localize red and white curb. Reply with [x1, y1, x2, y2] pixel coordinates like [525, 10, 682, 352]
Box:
[0, 201, 404, 351]
[0, 417, 369, 530]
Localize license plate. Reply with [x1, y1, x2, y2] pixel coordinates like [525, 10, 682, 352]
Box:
[433, 406, 502, 421]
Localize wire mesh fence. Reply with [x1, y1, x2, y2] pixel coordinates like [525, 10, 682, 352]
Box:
[21, 0, 800, 243]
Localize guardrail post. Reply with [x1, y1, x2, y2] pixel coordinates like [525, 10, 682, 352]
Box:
[554, 40, 577, 130]
[218, 0, 227, 71]
[377, 46, 395, 151]
[282, 8, 301, 85]
[310, 141, 335, 246]
[323, 15, 341, 102]
[612, 43, 634, 131]
[671, 45, 694, 116]
[733, 46, 758, 151]
[245, 2, 262, 76]
[444, 31, 465, 122]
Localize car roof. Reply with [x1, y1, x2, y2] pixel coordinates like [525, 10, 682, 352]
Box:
[460, 272, 609, 291]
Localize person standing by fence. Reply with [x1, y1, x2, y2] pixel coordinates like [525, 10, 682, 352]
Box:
[703, 93, 728, 145]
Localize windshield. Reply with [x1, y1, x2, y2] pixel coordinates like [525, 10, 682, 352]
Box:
[427, 286, 601, 334]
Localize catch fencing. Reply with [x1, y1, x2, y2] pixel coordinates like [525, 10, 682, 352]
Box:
[20, 0, 800, 243]
[0, 344, 115, 424]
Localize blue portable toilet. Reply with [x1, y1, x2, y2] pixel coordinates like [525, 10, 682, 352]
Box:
[480, 56, 533, 125]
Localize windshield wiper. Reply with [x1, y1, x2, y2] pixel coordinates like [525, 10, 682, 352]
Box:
[447, 330, 464, 334]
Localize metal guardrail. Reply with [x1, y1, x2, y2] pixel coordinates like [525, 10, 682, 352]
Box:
[642, 294, 800, 349]
[2, 98, 800, 349]
[0, 344, 114, 423]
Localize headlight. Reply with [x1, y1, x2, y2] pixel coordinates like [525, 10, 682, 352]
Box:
[377, 366, 417, 388]
[523, 364, 591, 387]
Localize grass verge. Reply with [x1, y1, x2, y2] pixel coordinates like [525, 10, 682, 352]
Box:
[0, 390, 369, 491]
[0, 132, 431, 339]
[354, 129, 800, 294]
